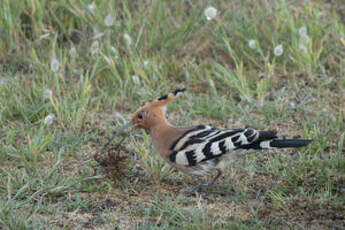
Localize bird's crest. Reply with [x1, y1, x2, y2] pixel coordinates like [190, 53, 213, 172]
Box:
[141, 88, 186, 109]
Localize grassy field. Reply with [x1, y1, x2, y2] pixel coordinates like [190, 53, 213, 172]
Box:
[1, 0, 344, 229]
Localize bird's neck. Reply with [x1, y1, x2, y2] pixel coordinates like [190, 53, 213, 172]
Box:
[149, 120, 182, 158]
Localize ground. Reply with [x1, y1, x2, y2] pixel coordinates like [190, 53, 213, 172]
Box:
[0, 0, 344, 229]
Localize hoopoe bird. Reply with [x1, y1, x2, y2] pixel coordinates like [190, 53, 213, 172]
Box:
[126, 89, 311, 195]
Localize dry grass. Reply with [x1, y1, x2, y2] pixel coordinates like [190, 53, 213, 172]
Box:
[1, 0, 344, 229]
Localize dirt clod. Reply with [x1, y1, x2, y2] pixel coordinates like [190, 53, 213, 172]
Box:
[93, 146, 130, 182]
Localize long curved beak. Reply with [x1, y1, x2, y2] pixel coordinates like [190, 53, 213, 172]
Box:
[101, 123, 133, 154]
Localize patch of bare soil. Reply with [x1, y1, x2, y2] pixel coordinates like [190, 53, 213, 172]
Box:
[93, 146, 131, 183]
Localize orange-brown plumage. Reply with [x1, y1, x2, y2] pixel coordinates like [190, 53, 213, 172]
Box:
[129, 88, 311, 195]
[130, 89, 195, 173]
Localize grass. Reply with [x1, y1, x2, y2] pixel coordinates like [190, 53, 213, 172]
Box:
[0, 0, 344, 229]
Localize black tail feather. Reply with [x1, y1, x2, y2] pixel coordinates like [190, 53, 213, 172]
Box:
[257, 130, 278, 142]
[270, 139, 312, 148]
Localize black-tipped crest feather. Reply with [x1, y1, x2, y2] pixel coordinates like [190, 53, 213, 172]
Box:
[154, 88, 186, 104]
[158, 95, 168, 101]
[173, 88, 186, 95]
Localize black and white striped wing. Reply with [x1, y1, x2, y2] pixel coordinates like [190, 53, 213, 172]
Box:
[168, 125, 268, 167]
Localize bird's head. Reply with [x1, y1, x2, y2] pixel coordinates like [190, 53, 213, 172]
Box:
[131, 88, 185, 133]
[101, 88, 186, 153]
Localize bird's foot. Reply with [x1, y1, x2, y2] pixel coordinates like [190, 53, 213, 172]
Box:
[183, 170, 223, 196]
[183, 183, 203, 196]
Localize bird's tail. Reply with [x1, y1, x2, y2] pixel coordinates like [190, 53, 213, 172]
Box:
[255, 130, 312, 149]
[269, 139, 312, 148]
[259, 138, 312, 149]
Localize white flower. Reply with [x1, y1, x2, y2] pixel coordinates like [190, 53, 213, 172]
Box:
[104, 56, 111, 64]
[103, 55, 113, 65]
[248, 39, 256, 49]
[73, 68, 83, 75]
[88, 4, 95, 13]
[300, 34, 310, 43]
[50, 57, 59, 72]
[43, 88, 53, 99]
[274, 44, 283, 57]
[131, 75, 140, 85]
[90, 40, 100, 55]
[123, 33, 132, 45]
[143, 60, 149, 67]
[114, 112, 127, 125]
[110, 46, 117, 53]
[92, 26, 104, 39]
[69, 47, 77, 57]
[298, 26, 310, 43]
[44, 114, 55, 125]
[298, 44, 307, 53]
[208, 78, 216, 90]
[204, 6, 217, 21]
[298, 26, 307, 37]
[104, 14, 114, 26]
[0, 76, 5, 86]
[39, 33, 50, 40]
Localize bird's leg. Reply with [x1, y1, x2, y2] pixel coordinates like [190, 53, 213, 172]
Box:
[184, 169, 222, 196]
[205, 169, 222, 187]
[183, 182, 204, 196]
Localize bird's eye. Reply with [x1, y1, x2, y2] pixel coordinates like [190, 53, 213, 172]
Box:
[138, 112, 144, 119]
